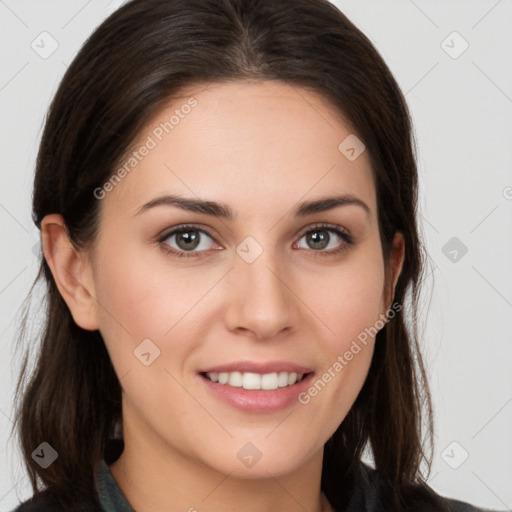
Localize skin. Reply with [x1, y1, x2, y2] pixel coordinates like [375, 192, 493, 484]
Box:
[42, 80, 404, 512]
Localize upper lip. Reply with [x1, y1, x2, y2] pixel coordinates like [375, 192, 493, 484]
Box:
[199, 361, 314, 374]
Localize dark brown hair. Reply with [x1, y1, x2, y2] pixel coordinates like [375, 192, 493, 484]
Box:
[11, 0, 443, 510]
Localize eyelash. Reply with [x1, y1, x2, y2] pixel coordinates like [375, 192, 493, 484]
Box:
[157, 222, 355, 259]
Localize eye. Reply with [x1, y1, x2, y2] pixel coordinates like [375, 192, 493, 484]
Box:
[158, 224, 219, 258]
[294, 223, 354, 256]
[157, 222, 355, 259]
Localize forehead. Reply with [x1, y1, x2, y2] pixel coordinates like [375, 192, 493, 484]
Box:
[104, 80, 376, 220]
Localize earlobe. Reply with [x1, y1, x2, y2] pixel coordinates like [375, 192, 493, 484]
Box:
[41, 214, 99, 331]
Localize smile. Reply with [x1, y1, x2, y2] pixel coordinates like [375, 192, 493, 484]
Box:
[203, 371, 308, 390]
[199, 371, 315, 413]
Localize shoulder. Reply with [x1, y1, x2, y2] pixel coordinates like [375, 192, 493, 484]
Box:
[11, 490, 102, 512]
[348, 461, 501, 512]
[10, 491, 63, 512]
[10, 457, 120, 512]
[439, 496, 504, 512]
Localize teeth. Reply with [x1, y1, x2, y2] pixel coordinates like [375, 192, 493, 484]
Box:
[229, 371, 243, 387]
[261, 373, 277, 390]
[205, 371, 306, 390]
[277, 371, 289, 387]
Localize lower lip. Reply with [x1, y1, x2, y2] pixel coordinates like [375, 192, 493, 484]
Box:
[199, 372, 315, 413]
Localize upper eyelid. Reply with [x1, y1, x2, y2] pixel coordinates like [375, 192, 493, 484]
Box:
[158, 223, 216, 242]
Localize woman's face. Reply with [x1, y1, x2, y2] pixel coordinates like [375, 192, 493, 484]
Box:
[81, 80, 403, 477]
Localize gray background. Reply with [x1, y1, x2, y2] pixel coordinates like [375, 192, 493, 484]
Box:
[1, 0, 511, 510]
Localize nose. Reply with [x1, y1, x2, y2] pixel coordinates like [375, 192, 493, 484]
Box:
[224, 245, 298, 341]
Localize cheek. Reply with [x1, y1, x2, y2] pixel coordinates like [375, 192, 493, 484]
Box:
[298, 250, 384, 427]
[308, 255, 385, 352]
[94, 239, 194, 336]
[92, 250, 207, 426]
[92, 241, 223, 379]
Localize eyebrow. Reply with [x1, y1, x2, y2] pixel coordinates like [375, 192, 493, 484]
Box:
[135, 193, 371, 219]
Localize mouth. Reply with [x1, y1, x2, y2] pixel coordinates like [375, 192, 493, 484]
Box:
[198, 370, 315, 413]
[200, 370, 310, 390]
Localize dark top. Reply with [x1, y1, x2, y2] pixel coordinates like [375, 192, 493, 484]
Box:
[11, 459, 503, 512]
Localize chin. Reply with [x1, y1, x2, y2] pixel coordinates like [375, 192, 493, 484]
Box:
[195, 437, 316, 479]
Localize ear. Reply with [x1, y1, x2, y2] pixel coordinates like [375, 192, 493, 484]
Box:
[41, 214, 99, 331]
[383, 231, 405, 312]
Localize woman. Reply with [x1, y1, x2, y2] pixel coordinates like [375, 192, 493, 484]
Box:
[10, 0, 496, 511]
